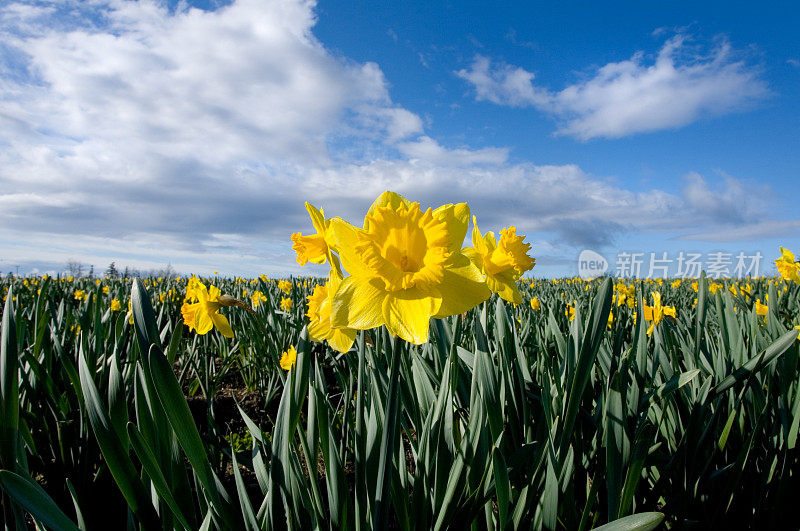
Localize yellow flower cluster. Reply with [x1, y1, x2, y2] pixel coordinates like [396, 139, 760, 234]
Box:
[613, 282, 635, 308]
[291, 191, 535, 347]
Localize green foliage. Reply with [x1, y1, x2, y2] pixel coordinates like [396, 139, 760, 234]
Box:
[0, 273, 799, 529]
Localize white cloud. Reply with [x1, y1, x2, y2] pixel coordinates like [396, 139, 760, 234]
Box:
[0, 2, 794, 276]
[455, 55, 550, 107]
[0, 0, 403, 170]
[397, 136, 509, 166]
[676, 220, 800, 242]
[457, 35, 769, 139]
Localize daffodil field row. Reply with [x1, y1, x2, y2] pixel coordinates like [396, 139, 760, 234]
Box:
[1, 192, 800, 530]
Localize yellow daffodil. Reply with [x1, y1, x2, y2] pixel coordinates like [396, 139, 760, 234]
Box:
[280, 297, 293, 311]
[251, 290, 267, 308]
[613, 282, 635, 308]
[691, 281, 698, 292]
[566, 303, 575, 322]
[775, 247, 800, 283]
[280, 345, 297, 370]
[181, 281, 234, 338]
[186, 275, 204, 301]
[709, 282, 722, 295]
[671, 279, 681, 288]
[464, 218, 535, 305]
[291, 202, 333, 266]
[110, 298, 121, 311]
[74, 289, 86, 301]
[643, 291, 676, 336]
[278, 280, 292, 294]
[755, 299, 768, 316]
[307, 270, 357, 353]
[608, 310, 614, 328]
[330, 191, 490, 345]
[530, 297, 540, 310]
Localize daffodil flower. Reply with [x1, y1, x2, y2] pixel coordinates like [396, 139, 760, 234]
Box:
[755, 299, 768, 316]
[181, 280, 234, 338]
[530, 297, 540, 310]
[291, 202, 334, 266]
[251, 290, 267, 308]
[614, 282, 635, 308]
[330, 191, 490, 345]
[280, 345, 297, 370]
[464, 217, 535, 305]
[775, 247, 800, 283]
[278, 280, 292, 294]
[307, 270, 357, 353]
[643, 291, 676, 336]
[280, 297, 293, 311]
[110, 298, 121, 311]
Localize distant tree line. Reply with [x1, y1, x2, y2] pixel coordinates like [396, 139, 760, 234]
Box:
[62, 259, 179, 279]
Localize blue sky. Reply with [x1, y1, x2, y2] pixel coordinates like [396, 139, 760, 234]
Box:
[0, 0, 798, 277]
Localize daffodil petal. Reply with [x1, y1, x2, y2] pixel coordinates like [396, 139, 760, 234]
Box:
[382, 288, 438, 345]
[433, 255, 490, 318]
[308, 313, 331, 342]
[306, 202, 327, 235]
[487, 272, 522, 305]
[462, 246, 483, 271]
[365, 191, 412, 225]
[181, 302, 199, 331]
[331, 274, 386, 330]
[328, 328, 357, 353]
[212, 313, 234, 338]
[329, 218, 369, 276]
[433, 202, 469, 252]
[195, 310, 213, 335]
[471, 216, 484, 250]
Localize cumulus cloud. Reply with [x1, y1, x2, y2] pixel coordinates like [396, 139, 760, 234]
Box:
[455, 55, 550, 107]
[457, 35, 769, 139]
[0, 2, 793, 276]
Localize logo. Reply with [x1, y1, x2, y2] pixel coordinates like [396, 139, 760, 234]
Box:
[578, 249, 608, 279]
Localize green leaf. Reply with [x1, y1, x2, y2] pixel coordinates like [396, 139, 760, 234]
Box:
[145, 344, 236, 522]
[561, 277, 613, 455]
[127, 423, 193, 530]
[0, 470, 80, 531]
[591, 512, 664, 531]
[492, 448, 510, 530]
[78, 349, 159, 528]
[712, 329, 799, 396]
[0, 287, 19, 473]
